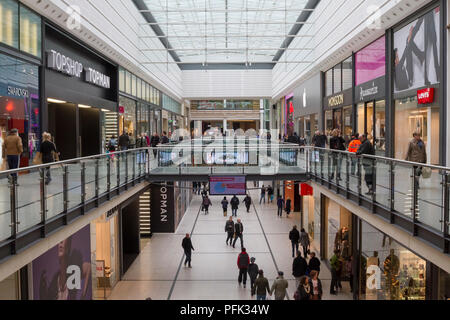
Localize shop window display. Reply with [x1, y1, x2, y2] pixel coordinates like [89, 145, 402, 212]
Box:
[359, 221, 426, 300]
[325, 110, 333, 137]
[313, 193, 321, 253]
[119, 95, 136, 139]
[0, 0, 19, 49]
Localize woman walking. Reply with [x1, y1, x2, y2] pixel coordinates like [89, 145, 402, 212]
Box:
[294, 276, 311, 300]
[308, 270, 323, 300]
[40, 132, 59, 185]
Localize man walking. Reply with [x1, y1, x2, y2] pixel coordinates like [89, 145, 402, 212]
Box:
[271, 271, 289, 300]
[277, 196, 284, 217]
[150, 132, 160, 158]
[225, 216, 235, 246]
[251, 270, 271, 301]
[230, 195, 240, 217]
[356, 134, 375, 195]
[299, 228, 310, 259]
[247, 257, 259, 290]
[348, 133, 361, 175]
[221, 197, 229, 216]
[259, 185, 266, 204]
[289, 226, 300, 258]
[308, 252, 321, 275]
[2, 128, 23, 184]
[243, 194, 252, 213]
[202, 195, 212, 214]
[233, 219, 244, 249]
[182, 233, 194, 268]
[119, 131, 130, 151]
[237, 248, 250, 288]
[330, 250, 342, 295]
[161, 131, 169, 144]
[267, 185, 274, 203]
[292, 251, 307, 289]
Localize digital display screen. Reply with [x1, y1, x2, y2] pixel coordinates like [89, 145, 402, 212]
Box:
[209, 176, 247, 195]
[205, 151, 249, 165]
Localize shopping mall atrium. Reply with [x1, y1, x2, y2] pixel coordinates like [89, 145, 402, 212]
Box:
[0, 0, 448, 302]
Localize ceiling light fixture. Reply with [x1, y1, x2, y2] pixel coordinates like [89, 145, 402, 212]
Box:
[47, 98, 67, 104]
[78, 104, 92, 108]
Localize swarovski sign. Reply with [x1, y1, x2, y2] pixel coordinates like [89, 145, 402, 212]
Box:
[47, 49, 110, 89]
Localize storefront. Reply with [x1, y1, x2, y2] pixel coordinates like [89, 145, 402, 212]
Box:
[392, 4, 442, 165]
[292, 73, 321, 144]
[0, 0, 42, 170]
[44, 24, 118, 159]
[285, 93, 294, 136]
[355, 36, 387, 155]
[323, 57, 353, 142]
[300, 183, 315, 238]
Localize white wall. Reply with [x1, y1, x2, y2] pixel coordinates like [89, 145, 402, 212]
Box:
[22, 0, 183, 101]
[182, 69, 272, 99]
[272, 0, 435, 100]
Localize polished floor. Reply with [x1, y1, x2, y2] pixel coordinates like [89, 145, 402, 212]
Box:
[108, 186, 353, 300]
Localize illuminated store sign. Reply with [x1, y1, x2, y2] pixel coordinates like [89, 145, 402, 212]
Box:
[417, 88, 435, 104]
[328, 94, 344, 107]
[7, 86, 29, 98]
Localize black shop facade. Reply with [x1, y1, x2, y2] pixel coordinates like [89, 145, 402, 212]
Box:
[43, 23, 118, 160]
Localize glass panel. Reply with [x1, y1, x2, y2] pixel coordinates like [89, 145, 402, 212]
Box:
[17, 170, 41, 232]
[333, 63, 342, 94]
[366, 102, 374, 145]
[348, 153, 359, 194]
[67, 163, 82, 211]
[84, 160, 96, 202]
[361, 157, 375, 197]
[416, 168, 443, 231]
[110, 157, 118, 190]
[342, 56, 353, 90]
[136, 78, 141, 99]
[19, 5, 41, 57]
[374, 100, 386, 155]
[131, 74, 136, 97]
[125, 71, 131, 94]
[374, 160, 390, 208]
[326, 69, 333, 96]
[119, 153, 126, 185]
[46, 166, 64, 220]
[119, 68, 125, 92]
[393, 163, 413, 218]
[127, 152, 134, 180]
[98, 157, 108, 195]
[0, 175, 11, 241]
[0, 0, 19, 49]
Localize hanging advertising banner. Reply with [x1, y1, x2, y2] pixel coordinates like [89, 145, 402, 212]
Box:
[393, 7, 440, 93]
[150, 182, 175, 233]
[32, 225, 92, 300]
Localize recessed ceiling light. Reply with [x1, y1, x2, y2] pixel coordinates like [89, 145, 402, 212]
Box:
[47, 98, 67, 103]
[78, 104, 92, 108]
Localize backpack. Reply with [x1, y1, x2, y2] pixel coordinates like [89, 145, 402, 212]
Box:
[203, 198, 210, 206]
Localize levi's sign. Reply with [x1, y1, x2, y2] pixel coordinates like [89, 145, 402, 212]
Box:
[417, 88, 435, 104]
[47, 50, 111, 89]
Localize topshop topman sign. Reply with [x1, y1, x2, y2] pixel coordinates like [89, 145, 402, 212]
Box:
[47, 49, 111, 89]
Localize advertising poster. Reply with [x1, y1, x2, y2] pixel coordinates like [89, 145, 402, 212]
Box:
[150, 182, 175, 233]
[394, 7, 440, 93]
[32, 225, 92, 300]
[209, 176, 246, 196]
[355, 36, 386, 86]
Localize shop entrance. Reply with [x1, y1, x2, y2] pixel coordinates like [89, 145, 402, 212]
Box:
[357, 100, 386, 155]
[79, 107, 100, 157]
[48, 102, 77, 160]
[121, 198, 141, 275]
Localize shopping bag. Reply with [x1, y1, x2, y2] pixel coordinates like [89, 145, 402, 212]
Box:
[33, 152, 42, 165]
[422, 167, 432, 179]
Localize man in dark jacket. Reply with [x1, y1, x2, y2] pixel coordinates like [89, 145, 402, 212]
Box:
[267, 186, 274, 203]
[150, 132, 160, 157]
[237, 248, 250, 288]
[292, 251, 308, 289]
[233, 219, 244, 249]
[356, 134, 375, 195]
[243, 195, 252, 213]
[182, 233, 194, 268]
[312, 130, 327, 148]
[225, 216, 235, 246]
[221, 197, 229, 216]
[329, 129, 346, 180]
[202, 196, 212, 214]
[277, 196, 284, 217]
[118, 131, 130, 151]
[259, 185, 266, 204]
[247, 257, 259, 290]
[289, 226, 300, 258]
[161, 131, 169, 144]
[308, 252, 321, 274]
[230, 195, 240, 217]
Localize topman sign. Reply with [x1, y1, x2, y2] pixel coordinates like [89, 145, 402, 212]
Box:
[47, 50, 111, 89]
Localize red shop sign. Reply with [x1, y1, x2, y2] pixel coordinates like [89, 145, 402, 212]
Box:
[300, 183, 313, 196]
[119, 106, 125, 114]
[417, 88, 435, 104]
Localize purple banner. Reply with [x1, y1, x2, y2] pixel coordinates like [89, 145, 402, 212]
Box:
[355, 36, 386, 86]
[32, 225, 92, 300]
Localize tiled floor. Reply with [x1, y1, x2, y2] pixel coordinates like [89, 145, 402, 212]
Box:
[108, 186, 354, 300]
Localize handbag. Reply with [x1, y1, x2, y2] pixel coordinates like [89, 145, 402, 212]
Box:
[421, 167, 432, 179]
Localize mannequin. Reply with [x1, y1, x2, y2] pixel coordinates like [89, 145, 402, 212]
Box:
[367, 251, 379, 267]
[384, 249, 400, 300]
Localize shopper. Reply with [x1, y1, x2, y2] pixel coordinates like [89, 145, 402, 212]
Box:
[405, 131, 427, 189]
[108, 135, 117, 153]
[308, 270, 323, 300]
[40, 132, 59, 185]
[150, 132, 160, 158]
[329, 129, 346, 180]
[277, 196, 284, 217]
[285, 198, 292, 217]
[356, 134, 375, 195]
[118, 131, 130, 151]
[294, 276, 311, 300]
[299, 228, 310, 259]
[292, 251, 307, 289]
[271, 271, 289, 300]
[312, 130, 327, 148]
[251, 270, 271, 300]
[233, 219, 244, 249]
[182, 233, 194, 268]
[202, 195, 212, 215]
[237, 248, 250, 288]
[161, 131, 169, 144]
[201, 186, 208, 198]
[267, 185, 274, 203]
[289, 226, 300, 258]
[221, 197, 229, 216]
[2, 128, 23, 183]
[347, 256, 354, 293]
[308, 252, 321, 275]
[259, 185, 266, 204]
[136, 133, 148, 148]
[348, 133, 361, 176]
[128, 132, 135, 149]
[225, 216, 235, 246]
[247, 257, 259, 290]
[243, 194, 252, 213]
[329, 249, 342, 295]
[230, 195, 240, 217]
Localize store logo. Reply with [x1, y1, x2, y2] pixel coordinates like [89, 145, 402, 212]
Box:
[302, 88, 307, 108]
[328, 94, 344, 107]
[417, 88, 434, 104]
[160, 183, 168, 222]
[66, 5, 81, 31]
[366, 265, 382, 290]
[47, 50, 83, 78]
[66, 265, 82, 290]
[7, 86, 29, 98]
[85, 67, 111, 89]
[360, 83, 378, 101]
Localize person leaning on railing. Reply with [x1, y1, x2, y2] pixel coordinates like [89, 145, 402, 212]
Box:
[356, 134, 375, 195]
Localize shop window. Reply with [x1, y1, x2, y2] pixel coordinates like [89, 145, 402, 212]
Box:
[0, 0, 19, 49]
[136, 78, 141, 99]
[342, 56, 353, 90]
[19, 4, 41, 58]
[333, 64, 342, 94]
[333, 108, 342, 133]
[374, 100, 386, 154]
[343, 106, 352, 143]
[119, 68, 125, 92]
[325, 69, 333, 96]
[366, 102, 374, 143]
[131, 74, 136, 97]
[359, 221, 426, 300]
[394, 97, 440, 165]
[125, 71, 131, 95]
[313, 193, 321, 253]
[119, 95, 136, 137]
[324, 197, 352, 261]
[357, 103, 364, 135]
[325, 110, 333, 137]
[0, 271, 20, 300]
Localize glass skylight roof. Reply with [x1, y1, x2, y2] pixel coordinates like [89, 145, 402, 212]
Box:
[140, 0, 314, 64]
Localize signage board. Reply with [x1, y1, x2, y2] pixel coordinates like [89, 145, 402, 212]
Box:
[417, 88, 435, 104]
[328, 94, 344, 107]
[209, 176, 247, 196]
[150, 182, 175, 233]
